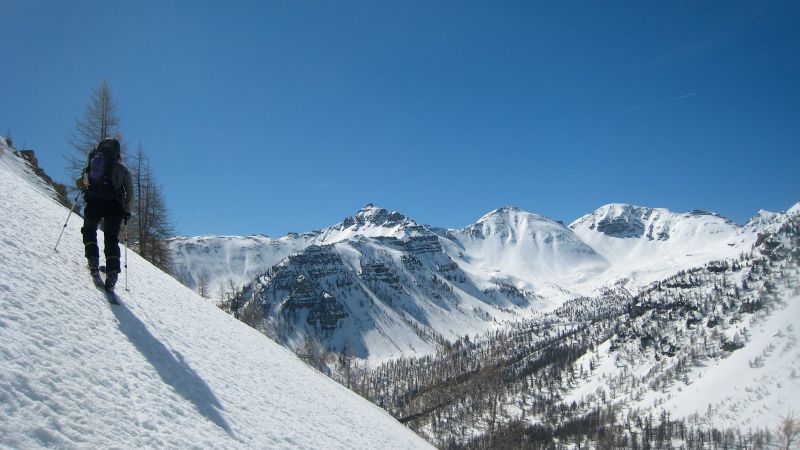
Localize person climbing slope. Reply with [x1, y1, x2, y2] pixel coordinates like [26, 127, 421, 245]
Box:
[75, 137, 132, 291]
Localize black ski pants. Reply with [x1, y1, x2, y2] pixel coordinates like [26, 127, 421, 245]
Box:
[81, 200, 125, 273]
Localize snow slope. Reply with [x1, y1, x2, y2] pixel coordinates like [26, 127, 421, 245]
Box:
[441, 206, 609, 297]
[0, 144, 431, 448]
[569, 204, 760, 291]
[563, 285, 800, 430]
[560, 212, 800, 431]
[659, 287, 800, 429]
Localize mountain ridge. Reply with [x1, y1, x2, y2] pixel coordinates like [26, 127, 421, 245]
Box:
[172, 201, 797, 296]
[170, 201, 798, 363]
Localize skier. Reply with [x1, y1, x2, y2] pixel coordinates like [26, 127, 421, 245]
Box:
[75, 138, 133, 291]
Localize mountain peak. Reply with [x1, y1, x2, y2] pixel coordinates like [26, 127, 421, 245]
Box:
[476, 206, 555, 226]
[598, 203, 656, 216]
[571, 203, 740, 241]
[744, 202, 800, 233]
[569, 204, 665, 238]
[313, 204, 424, 244]
[494, 206, 522, 213]
[744, 210, 782, 234]
[350, 204, 415, 228]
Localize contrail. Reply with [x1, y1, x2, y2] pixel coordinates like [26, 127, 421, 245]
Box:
[670, 93, 697, 101]
[624, 105, 646, 113]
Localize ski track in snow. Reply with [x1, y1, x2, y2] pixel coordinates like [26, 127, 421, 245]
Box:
[0, 148, 431, 449]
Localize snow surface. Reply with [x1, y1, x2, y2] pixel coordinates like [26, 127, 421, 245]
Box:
[558, 244, 800, 432]
[0, 144, 432, 449]
[657, 291, 800, 429]
[562, 284, 800, 430]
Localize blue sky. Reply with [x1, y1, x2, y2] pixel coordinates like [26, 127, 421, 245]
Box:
[2, 1, 798, 236]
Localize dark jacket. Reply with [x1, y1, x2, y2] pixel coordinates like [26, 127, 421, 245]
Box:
[75, 158, 133, 213]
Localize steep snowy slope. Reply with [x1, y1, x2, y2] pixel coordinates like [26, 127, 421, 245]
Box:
[0, 143, 431, 449]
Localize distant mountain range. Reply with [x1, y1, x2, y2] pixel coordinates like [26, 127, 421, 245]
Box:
[169, 201, 799, 363]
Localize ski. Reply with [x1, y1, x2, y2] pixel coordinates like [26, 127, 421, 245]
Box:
[92, 270, 120, 305]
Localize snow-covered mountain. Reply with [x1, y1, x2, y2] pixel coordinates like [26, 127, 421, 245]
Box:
[440, 206, 609, 298]
[170, 234, 314, 296]
[569, 204, 759, 291]
[362, 211, 800, 446]
[169, 204, 429, 295]
[0, 140, 431, 449]
[567, 215, 800, 430]
[234, 232, 536, 364]
[172, 199, 800, 363]
[222, 207, 619, 364]
[744, 207, 798, 234]
[6, 133, 796, 448]
[314, 203, 429, 243]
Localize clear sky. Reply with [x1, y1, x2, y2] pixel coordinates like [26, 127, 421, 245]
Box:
[2, 1, 798, 236]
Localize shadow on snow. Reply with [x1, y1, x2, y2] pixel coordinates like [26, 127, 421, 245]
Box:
[111, 303, 233, 436]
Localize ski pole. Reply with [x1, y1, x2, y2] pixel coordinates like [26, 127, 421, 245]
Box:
[124, 218, 129, 291]
[54, 190, 82, 252]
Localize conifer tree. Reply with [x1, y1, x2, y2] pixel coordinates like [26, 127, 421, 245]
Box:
[197, 273, 210, 298]
[129, 144, 174, 273]
[67, 80, 121, 179]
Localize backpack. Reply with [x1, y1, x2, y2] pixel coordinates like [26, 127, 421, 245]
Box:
[84, 139, 125, 202]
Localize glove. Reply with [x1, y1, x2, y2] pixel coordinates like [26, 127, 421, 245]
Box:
[124, 211, 132, 223]
[75, 173, 89, 191]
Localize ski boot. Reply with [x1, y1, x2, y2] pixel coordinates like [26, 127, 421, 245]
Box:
[105, 270, 119, 292]
[88, 257, 100, 276]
